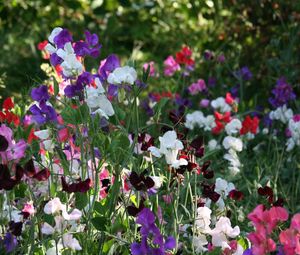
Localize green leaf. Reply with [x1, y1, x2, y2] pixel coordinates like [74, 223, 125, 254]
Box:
[91, 216, 107, 231]
[75, 192, 89, 210]
[94, 200, 107, 215]
[53, 77, 59, 97]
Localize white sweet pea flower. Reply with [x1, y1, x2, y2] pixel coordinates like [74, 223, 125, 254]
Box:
[208, 139, 220, 151]
[46, 246, 62, 255]
[224, 150, 242, 175]
[185, 111, 216, 131]
[269, 105, 293, 124]
[222, 136, 243, 152]
[148, 131, 187, 169]
[41, 222, 55, 235]
[44, 197, 64, 215]
[85, 78, 114, 119]
[48, 27, 63, 44]
[214, 178, 235, 209]
[195, 206, 212, 233]
[45, 27, 63, 54]
[62, 233, 82, 250]
[34, 129, 50, 140]
[209, 217, 240, 250]
[286, 118, 300, 151]
[56, 42, 83, 77]
[43, 139, 55, 152]
[62, 209, 82, 221]
[225, 119, 242, 135]
[107, 66, 137, 85]
[211, 97, 232, 113]
[192, 234, 208, 253]
[150, 176, 163, 190]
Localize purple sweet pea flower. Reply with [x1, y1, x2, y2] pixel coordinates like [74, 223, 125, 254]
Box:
[98, 54, 120, 80]
[107, 84, 118, 97]
[31, 85, 50, 102]
[50, 53, 63, 66]
[243, 249, 253, 255]
[131, 208, 176, 255]
[269, 77, 296, 108]
[208, 77, 217, 87]
[141, 99, 154, 117]
[64, 72, 92, 98]
[230, 84, 240, 98]
[263, 114, 273, 128]
[85, 30, 98, 46]
[29, 101, 57, 125]
[53, 28, 73, 48]
[236, 66, 252, 81]
[3, 233, 17, 253]
[74, 31, 101, 58]
[203, 50, 214, 60]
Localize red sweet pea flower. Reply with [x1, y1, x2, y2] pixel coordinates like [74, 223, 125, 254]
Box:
[175, 46, 195, 66]
[225, 92, 234, 105]
[0, 98, 20, 126]
[3, 98, 14, 110]
[240, 115, 260, 135]
[212, 111, 231, 134]
[37, 40, 48, 51]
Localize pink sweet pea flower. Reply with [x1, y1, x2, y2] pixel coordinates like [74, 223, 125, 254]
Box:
[143, 61, 158, 77]
[164, 56, 180, 76]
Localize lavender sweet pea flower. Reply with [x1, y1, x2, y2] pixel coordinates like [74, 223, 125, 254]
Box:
[31, 85, 50, 102]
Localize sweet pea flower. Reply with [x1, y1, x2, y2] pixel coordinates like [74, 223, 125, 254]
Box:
[143, 61, 158, 77]
[209, 217, 240, 250]
[163, 55, 180, 76]
[223, 136, 243, 152]
[211, 97, 232, 113]
[56, 42, 83, 77]
[148, 130, 187, 169]
[188, 79, 207, 95]
[225, 119, 242, 135]
[107, 66, 137, 85]
[85, 78, 114, 119]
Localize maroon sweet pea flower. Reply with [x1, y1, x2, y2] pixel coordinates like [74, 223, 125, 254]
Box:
[228, 189, 244, 201]
[32, 168, 50, 181]
[0, 135, 9, 151]
[0, 164, 20, 190]
[199, 161, 214, 179]
[22, 159, 50, 181]
[258, 186, 274, 204]
[61, 176, 92, 193]
[201, 182, 220, 202]
[127, 199, 145, 217]
[129, 171, 154, 191]
[258, 186, 284, 206]
[190, 136, 204, 158]
[8, 221, 23, 236]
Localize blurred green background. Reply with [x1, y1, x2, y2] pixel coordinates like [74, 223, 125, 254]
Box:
[0, 0, 299, 101]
